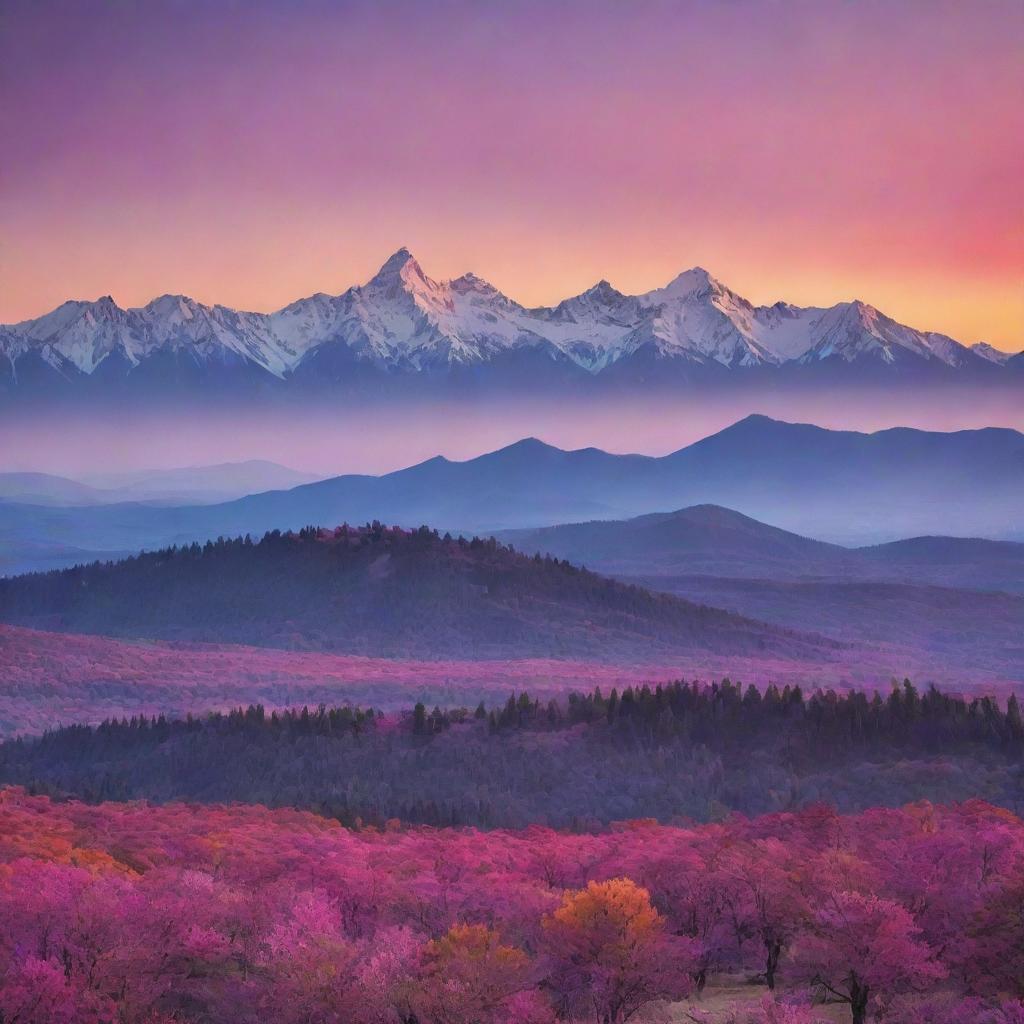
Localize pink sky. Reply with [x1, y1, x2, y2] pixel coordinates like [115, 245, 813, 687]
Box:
[2, 0, 1022, 349]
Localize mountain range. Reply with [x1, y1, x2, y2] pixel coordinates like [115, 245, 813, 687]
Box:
[2, 249, 1020, 399]
[0, 417, 1021, 574]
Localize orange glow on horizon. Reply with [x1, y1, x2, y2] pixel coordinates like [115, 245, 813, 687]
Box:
[2, 1, 1021, 349]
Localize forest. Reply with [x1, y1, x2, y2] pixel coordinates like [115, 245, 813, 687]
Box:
[4, 680, 1021, 827]
[0, 525, 826, 660]
[1, 788, 1021, 1024]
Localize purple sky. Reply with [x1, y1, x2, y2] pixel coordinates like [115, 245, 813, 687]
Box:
[2, 0, 1022, 349]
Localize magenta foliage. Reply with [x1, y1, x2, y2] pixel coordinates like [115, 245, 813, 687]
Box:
[0, 789, 1022, 1024]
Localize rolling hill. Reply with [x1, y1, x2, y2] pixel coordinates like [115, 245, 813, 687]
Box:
[499, 505, 1024, 683]
[857, 536, 1024, 593]
[0, 460, 318, 507]
[0, 472, 103, 507]
[0, 524, 831, 662]
[500, 504, 1024, 591]
[631, 574, 1024, 683]
[500, 505, 855, 579]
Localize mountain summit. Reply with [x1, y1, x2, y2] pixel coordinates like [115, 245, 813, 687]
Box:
[2, 250, 1018, 395]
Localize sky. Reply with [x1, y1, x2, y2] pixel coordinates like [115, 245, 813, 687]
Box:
[1, 0, 1022, 350]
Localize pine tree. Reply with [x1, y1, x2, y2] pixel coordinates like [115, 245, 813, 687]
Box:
[413, 702, 427, 735]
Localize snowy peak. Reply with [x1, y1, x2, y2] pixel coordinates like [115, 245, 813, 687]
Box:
[581, 279, 624, 303]
[644, 265, 722, 302]
[796, 301, 969, 367]
[290, 249, 549, 371]
[366, 247, 428, 289]
[1, 252, 1015, 385]
[91, 296, 121, 317]
[9, 296, 146, 374]
[357, 248, 458, 323]
[534, 281, 648, 370]
[377, 245, 415, 269]
[140, 294, 204, 320]
[634, 268, 778, 368]
[548, 280, 637, 321]
[17, 297, 128, 341]
[450, 272, 496, 296]
[972, 342, 1011, 365]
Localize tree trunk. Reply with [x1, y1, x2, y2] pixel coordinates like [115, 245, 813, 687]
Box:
[850, 977, 869, 1024]
[765, 939, 782, 990]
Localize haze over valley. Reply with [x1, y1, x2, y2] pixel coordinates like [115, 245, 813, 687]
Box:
[2, 3, 1022, 1022]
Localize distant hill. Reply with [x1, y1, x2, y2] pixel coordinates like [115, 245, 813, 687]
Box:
[858, 536, 1024, 593]
[500, 505, 855, 579]
[500, 505, 1024, 682]
[78, 460, 320, 503]
[500, 504, 1024, 592]
[658, 416, 1024, 543]
[497, 503, 1024, 679]
[210, 417, 1024, 545]
[0, 539, 133, 579]
[0, 525, 829, 662]
[0, 460, 318, 508]
[633, 574, 1024, 684]
[0, 472, 102, 506]
[0, 417, 1021, 574]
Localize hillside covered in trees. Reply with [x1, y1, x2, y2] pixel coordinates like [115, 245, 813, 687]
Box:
[0, 524, 830, 660]
[5, 680, 1021, 828]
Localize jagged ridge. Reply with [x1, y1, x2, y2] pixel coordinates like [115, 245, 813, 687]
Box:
[2, 249, 1019, 386]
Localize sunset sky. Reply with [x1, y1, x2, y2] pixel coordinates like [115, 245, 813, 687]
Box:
[2, 0, 1022, 350]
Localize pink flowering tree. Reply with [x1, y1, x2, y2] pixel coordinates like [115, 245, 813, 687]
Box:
[792, 891, 945, 1024]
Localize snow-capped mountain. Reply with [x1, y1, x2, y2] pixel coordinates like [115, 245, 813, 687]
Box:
[971, 342, 1013, 365]
[1, 248, 1018, 395]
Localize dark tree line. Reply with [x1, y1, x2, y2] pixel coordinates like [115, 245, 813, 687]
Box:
[482, 677, 1024, 761]
[2, 680, 1021, 828]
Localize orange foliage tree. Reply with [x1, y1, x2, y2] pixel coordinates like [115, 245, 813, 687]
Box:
[412, 922, 548, 1024]
[543, 877, 693, 1024]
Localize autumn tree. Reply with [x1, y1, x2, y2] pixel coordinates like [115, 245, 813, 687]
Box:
[543, 877, 692, 1024]
[412, 923, 546, 1024]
